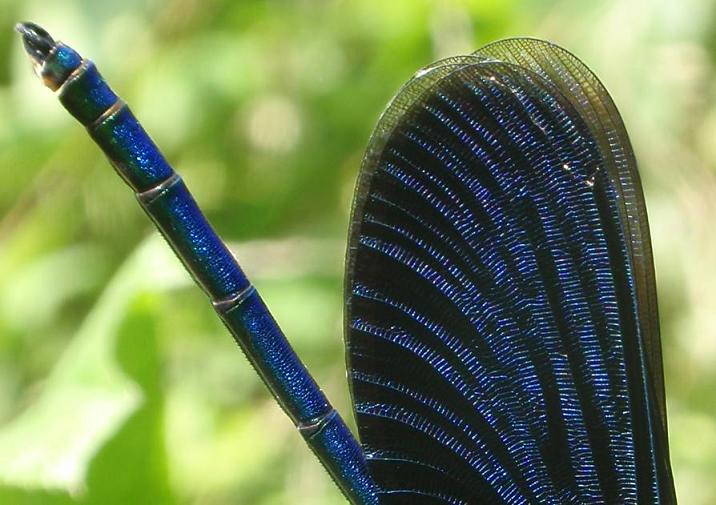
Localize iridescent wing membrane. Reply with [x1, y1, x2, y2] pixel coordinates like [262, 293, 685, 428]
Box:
[345, 39, 675, 504]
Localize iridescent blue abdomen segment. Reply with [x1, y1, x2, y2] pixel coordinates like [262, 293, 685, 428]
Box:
[40, 43, 82, 90]
[220, 289, 330, 422]
[22, 27, 378, 505]
[346, 41, 675, 503]
[141, 178, 248, 299]
[60, 61, 118, 124]
[89, 105, 175, 192]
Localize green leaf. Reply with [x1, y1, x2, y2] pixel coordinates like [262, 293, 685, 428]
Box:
[0, 237, 184, 499]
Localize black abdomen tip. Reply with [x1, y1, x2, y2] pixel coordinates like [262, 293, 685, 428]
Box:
[15, 22, 56, 64]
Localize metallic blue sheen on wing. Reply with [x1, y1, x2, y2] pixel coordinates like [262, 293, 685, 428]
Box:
[346, 39, 675, 504]
[475, 39, 666, 429]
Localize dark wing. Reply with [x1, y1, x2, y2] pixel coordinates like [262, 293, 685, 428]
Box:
[473, 39, 666, 428]
[344, 39, 675, 504]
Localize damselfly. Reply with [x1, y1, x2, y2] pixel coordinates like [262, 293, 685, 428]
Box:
[13, 22, 675, 504]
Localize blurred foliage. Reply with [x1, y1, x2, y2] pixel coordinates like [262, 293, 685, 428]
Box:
[0, 0, 714, 503]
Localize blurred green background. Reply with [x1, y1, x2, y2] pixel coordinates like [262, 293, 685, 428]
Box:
[0, 0, 713, 503]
